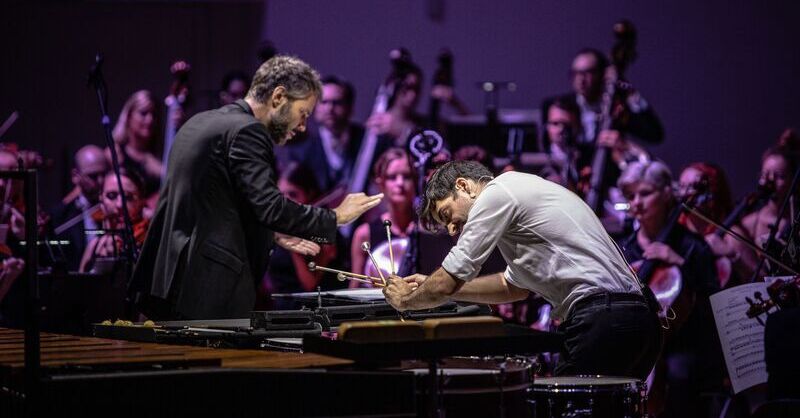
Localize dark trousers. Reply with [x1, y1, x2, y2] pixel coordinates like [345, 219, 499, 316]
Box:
[555, 291, 663, 380]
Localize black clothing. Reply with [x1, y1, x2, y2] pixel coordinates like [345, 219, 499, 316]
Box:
[131, 100, 338, 320]
[540, 93, 664, 154]
[120, 146, 162, 197]
[765, 306, 800, 400]
[555, 291, 662, 380]
[49, 198, 91, 272]
[620, 225, 725, 417]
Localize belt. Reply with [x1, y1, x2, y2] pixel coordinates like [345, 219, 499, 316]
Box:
[573, 291, 646, 311]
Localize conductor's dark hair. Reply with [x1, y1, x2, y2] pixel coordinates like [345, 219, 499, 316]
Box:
[418, 161, 494, 232]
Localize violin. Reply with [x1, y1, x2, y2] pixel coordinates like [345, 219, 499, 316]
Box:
[708, 183, 774, 286]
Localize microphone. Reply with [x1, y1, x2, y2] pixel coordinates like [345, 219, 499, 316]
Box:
[87, 53, 104, 87]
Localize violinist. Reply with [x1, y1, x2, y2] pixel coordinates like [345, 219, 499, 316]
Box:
[618, 161, 724, 418]
[79, 169, 149, 273]
[350, 148, 416, 286]
[677, 162, 758, 288]
[0, 150, 25, 306]
[51, 145, 109, 271]
[737, 141, 798, 279]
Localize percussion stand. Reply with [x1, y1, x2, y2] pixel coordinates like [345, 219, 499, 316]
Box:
[427, 358, 443, 418]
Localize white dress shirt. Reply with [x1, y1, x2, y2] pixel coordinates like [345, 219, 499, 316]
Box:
[441, 171, 640, 320]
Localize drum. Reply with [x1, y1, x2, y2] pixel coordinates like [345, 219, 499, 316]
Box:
[400, 357, 534, 418]
[529, 376, 646, 418]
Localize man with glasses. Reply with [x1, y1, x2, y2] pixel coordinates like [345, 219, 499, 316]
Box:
[541, 48, 663, 160]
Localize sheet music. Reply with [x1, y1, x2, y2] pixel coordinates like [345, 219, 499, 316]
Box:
[710, 282, 769, 394]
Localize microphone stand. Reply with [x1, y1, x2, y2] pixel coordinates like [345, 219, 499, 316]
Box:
[399, 130, 443, 276]
[750, 164, 800, 282]
[87, 54, 138, 309]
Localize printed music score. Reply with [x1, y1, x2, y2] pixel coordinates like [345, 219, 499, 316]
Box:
[710, 283, 769, 393]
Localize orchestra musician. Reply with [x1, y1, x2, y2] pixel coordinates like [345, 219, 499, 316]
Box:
[0, 150, 25, 306]
[383, 160, 662, 379]
[110, 90, 164, 200]
[130, 56, 383, 320]
[365, 52, 425, 148]
[736, 138, 799, 279]
[540, 98, 584, 188]
[219, 70, 250, 107]
[540, 48, 664, 158]
[677, 162, 757, 288]
[350, 148, 416, 285]
[617, 161, 724, 417]
[79, 169, 149, 273]
[50, 145, 109, 271]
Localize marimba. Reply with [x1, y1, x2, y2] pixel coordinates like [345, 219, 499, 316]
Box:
[0, 327, 416, 417]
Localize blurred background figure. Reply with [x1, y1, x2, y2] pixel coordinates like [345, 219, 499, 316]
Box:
[110, 90, 163, 204]
[350, 148, 416, 285]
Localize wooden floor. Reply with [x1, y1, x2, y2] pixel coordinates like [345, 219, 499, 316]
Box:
[0, 327, 351, 375]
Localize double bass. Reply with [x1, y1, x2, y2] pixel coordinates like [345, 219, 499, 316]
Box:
[162, 60, 191, 177]
[349, 48, 416, 195]
[583, 20, 649, 215]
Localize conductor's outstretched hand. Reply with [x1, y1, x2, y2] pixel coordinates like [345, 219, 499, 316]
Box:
[333, 193, 384, 225]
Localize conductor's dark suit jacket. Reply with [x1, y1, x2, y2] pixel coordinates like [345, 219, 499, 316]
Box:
[131, 100, 337, 320]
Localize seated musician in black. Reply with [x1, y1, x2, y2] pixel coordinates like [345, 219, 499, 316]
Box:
[617, 161, 724, 418]
[540, 48, 663, 157]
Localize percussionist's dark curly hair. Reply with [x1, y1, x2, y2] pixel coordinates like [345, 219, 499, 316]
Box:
[247, 55, 322, 103]
[418, 160, 494, 232]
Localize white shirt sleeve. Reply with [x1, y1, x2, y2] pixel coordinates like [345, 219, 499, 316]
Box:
[441, 183, 517, 281]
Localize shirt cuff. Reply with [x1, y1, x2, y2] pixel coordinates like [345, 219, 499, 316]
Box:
[442, 245, 481, 282]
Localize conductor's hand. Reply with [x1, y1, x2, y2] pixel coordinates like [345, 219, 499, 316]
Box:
[383, 275, 416, 311]
[275, 233, 321, 256]
[333, 193, 384, 226]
